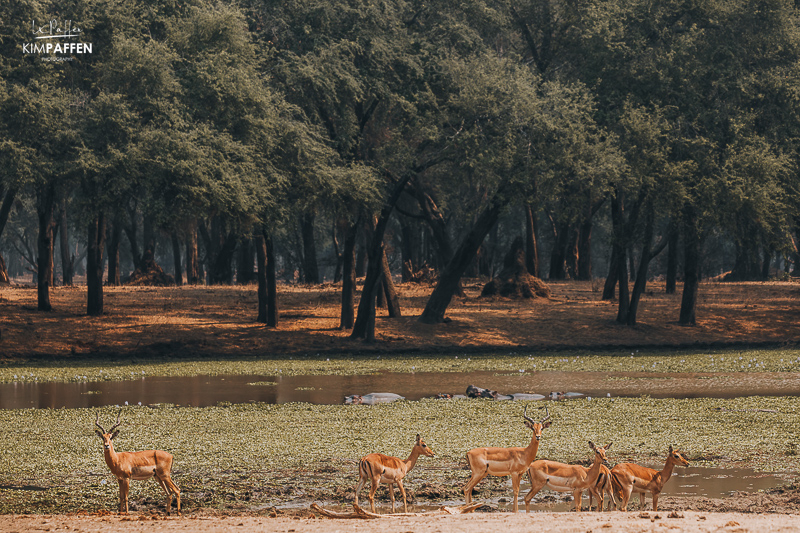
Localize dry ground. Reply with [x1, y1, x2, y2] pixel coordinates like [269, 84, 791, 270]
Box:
[1, 279, 799, 359]
[1, 510, 799, 533]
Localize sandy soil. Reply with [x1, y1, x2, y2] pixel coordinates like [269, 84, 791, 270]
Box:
[1, 279, 799, 360]
[1, 510, 798, 533]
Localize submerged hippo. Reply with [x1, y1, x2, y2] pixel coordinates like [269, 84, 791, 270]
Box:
[510, 393, 546, 401]
[548, 391, 584, 400]
[344, 393, 405, 405]
[466, 385, 500, 399]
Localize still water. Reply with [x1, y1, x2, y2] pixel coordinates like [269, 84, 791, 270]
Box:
[305, 466, 790, 513]
[2, 370, 800, 408]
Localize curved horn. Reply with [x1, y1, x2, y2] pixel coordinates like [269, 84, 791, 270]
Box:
[540, 405, 550, 423]
[108, 409, 124, 434]
[523, 404, 536, 423]
[94, 412, 106, 434]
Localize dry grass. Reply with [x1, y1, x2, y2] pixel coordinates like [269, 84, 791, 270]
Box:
[1, 279, 798, 359]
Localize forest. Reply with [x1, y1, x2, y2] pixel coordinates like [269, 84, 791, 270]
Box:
[2, 0, 799, 337]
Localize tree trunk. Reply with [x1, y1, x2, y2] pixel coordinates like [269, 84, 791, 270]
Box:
[761, 249, 772, 279]
[576, 208, 593, 281]
[57, 200, 73, 286]
[679, 207, 700, 326]
[666, 228, 678, 294]
[381, 249, 401, 317]
[236, 237, 255, 285]
[87, 213, 107, 316]
[626, 211, 655, 326]
[256, 233, 268, 323]
[107, 215, 122, 286]
[142, 215, 156, 264]
[185, 222, 200, 285]
[333, 217, 344, 283]
[171, 232, 183, 286]
[420, 183, 511, 324]
[36, 183, 57, 311]
[124, 205, 141, 272]
[209, 229, 237, 285]
[265, 230, 278, 327]
[602, 196, 624, 301]
[301, 211, 320, 284]
[615, 243, 629, 323]
[565, 226, 579, 279]
[339, 218, 359, 329]
[0, 187, 16, 284]
[524, 202, 540, 278]
[548, 219, 570, 280]
[352, 175, 410, 340]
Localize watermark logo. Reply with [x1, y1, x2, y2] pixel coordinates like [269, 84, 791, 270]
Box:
[23, 19, 93, 61]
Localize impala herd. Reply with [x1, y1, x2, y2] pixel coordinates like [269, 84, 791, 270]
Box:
[95, 405, 689, 516]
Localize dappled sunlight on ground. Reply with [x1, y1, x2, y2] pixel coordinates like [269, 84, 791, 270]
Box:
[1, 279, 798, 359]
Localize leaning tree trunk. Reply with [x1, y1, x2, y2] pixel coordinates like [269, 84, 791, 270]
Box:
[380, 248, 401, 317]
[679, 207, 700, 326]
[626, 210, 655, 326]
[340, 218, 359, 329]
[352, 175, 411, 340]
[36, 182, 57, 311]
[87, 213, 107, 316]
[420, 183, 511, 324]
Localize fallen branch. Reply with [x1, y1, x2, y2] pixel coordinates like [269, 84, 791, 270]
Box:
[310, 501, 485, 519]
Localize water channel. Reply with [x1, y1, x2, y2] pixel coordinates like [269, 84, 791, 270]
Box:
[2, 370, 800, 409]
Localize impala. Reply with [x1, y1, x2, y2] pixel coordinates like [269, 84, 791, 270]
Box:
[587, 464, 617, 511]
[524, 441, 612, 512]
[463, 405, 551, 512]
[95, 411, 181, 515]
[610, 445, 689, 511]
[354, 433, 435, 513]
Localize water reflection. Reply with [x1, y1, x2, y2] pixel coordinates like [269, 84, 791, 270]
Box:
[2, 370, 800, 409]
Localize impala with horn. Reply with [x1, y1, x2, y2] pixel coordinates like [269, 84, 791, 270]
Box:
[463, 405, 551, 512]
[355, 433, 435, 513]
[95, 410, 181, 515]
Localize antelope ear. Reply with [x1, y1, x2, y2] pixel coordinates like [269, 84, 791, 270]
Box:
[111, 430, 119, 440]
[588, 441, 595, 450]
[605, 442, 613, 450]
[668, 445, 674, 454]
[543, 421, 552, 428]
[416, 433, 421, 443]
[95, 430, 104, 438]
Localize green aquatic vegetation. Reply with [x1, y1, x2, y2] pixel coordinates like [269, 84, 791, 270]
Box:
[0, 396, 798, 514]
[247, 381, 277, 387]
[1, 347, 799, 384]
